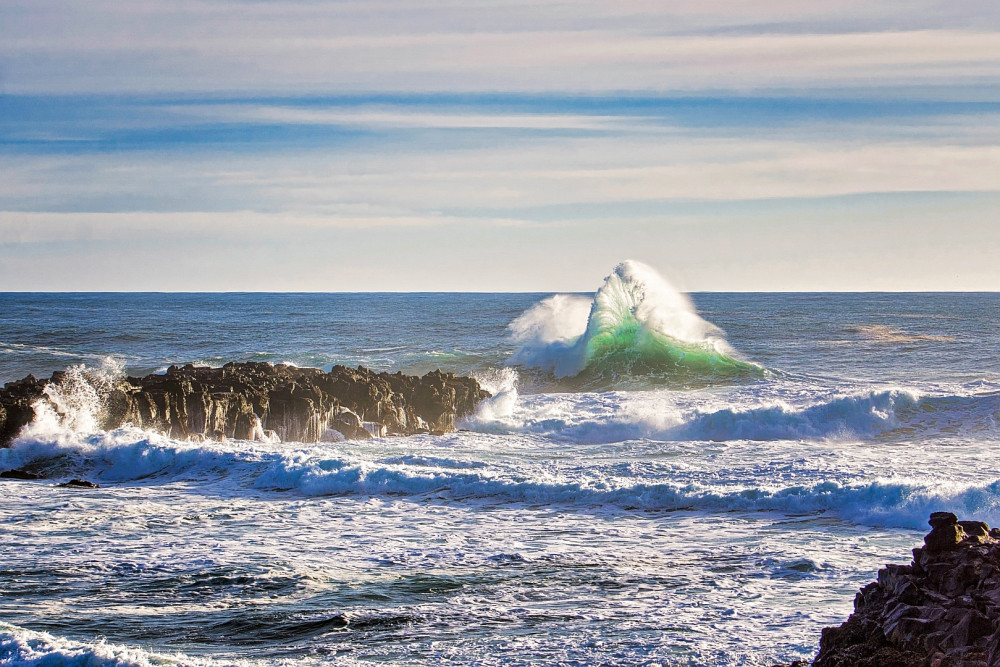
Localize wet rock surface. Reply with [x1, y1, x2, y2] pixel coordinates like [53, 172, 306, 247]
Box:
[777, 512, 1000, 667]
[0, 469, 43, 480]
[0, 374, 41, 446]
[56, 479, 100, 488]
[0, 362, 490, 446]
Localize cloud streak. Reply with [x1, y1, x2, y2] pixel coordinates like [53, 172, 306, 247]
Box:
[3, 0, 1000, 94]
[1, 1, 999, 290]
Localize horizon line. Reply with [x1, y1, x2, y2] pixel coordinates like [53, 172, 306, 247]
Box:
[2, 290, 998, 295]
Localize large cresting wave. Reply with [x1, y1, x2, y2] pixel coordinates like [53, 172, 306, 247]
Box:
[508, 260, 762, 385]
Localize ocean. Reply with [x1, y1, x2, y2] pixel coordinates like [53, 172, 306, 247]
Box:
[1, 262, 998, 666]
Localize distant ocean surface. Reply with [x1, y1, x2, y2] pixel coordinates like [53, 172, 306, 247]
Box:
[2, 264, 999, 666]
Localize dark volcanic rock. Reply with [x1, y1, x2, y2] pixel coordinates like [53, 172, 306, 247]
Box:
[0, 469, 43, 480]
[808, 514, 1000, 667]
[57, 479, 100, 488]
[0, 374, 45, 446]
[0, 362, 490, 447]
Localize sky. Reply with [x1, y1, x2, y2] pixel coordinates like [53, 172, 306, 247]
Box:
[1, 1, 999, 291]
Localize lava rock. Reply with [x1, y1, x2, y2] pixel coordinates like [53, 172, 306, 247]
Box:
[0, 374, 47, 446]
[57, 479, 100, 488]
[0, 469, 43, 480]
[809, 514, 1000, 667]
[924, 523, 967, 553]
[959, 521, 991, 539]
[0, 362, 491, 447]
[929, 512, 959, 529]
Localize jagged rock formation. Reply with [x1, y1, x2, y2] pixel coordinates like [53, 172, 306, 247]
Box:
[781, 512, 1000, 667]
[0, 374, 40, 446]
[0, 362, 490, 446]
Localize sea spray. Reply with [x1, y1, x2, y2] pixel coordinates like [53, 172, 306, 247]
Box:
[465, 367, 520, 424]
[508, 260, 761, 384]
[18, 357, 126, 444]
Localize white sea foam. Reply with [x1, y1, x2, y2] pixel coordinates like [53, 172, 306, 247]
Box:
[0, 621, 201, 667]
[4, 350, 998, 538]
[465, 385, 1000, 444]
[5, 419, 1000, 529]
[254, 461, 1000, 529]
[469, 367, 520, 422]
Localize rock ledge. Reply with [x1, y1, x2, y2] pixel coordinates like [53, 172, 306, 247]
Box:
[0, 362, 490, 446]
[779, 512, 1000, 667]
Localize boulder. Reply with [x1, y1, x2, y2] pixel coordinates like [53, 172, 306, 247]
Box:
[56, 479, 100, 488]
[808, 513, 1000, 667]
[0, 374, 47, 445]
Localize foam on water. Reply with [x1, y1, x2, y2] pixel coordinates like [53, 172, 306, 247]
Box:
[464, 383, 1000, 444]
[508, 261, 761, 383]
[2, 290, 998, 666]
[0, 621, 201, 667]
[5, 404, 1000, 530]
[5, 357, 998, 534]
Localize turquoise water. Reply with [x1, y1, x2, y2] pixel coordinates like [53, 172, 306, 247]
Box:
[0, 282, 998, 665]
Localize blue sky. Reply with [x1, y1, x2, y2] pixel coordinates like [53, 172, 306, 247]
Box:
[1, 1, 999, 291]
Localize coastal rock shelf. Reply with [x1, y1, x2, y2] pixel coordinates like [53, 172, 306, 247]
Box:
[0, 362, 490, 446]
[779, 512, 1000, 667]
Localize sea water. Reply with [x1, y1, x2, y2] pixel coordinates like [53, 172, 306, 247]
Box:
[1, 263, 998, 666]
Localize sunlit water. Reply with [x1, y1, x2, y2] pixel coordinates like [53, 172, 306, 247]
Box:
[1, 282, 998, 666]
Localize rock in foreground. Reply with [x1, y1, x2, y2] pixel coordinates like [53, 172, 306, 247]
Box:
[0, 362, 490, 446]
[797, 512, 1000, 667]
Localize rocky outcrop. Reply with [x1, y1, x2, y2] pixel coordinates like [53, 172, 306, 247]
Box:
[0, 374, 42, 446]
[0, 362, 490, 446]
[0, 469, 43, 480]
[56, 479, 100, 488]
[792, 512, 1000, 667]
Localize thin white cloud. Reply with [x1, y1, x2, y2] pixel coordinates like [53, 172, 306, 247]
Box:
[2, 197, 998, 292]
[2, 1, 999, 289]
[171, 104, 640, 131]
[3, 132, 999, 217]
[3, 0, 1000, 94]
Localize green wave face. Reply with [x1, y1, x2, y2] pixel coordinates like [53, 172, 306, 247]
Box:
[582, 311, 763, 383]
[507, 260, 765, 389]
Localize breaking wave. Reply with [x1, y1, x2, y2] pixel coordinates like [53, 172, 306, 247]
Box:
[1, 387, 998, 531]
[674, 390, 1000, 443]
[463, 386, 1000, 444]
[3, 427, 1000, 529]
[508, 261, 762, 386]
[0, 621, 205, 667]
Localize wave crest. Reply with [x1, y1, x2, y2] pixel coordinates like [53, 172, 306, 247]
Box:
[5, 427, 1000, 530]
[0, 621, 202, 667]
[508, 260, 761, 385]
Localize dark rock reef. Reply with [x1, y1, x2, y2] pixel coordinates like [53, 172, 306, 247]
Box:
[776, 512, 1000, 667]
[57, 478, 100, 489]
[0, 362, 490, 446]
[0, 469, 43, 480]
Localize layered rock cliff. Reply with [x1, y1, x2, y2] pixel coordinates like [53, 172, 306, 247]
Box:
[777, 512, 1000, 667]
[0, 362, 490, 446]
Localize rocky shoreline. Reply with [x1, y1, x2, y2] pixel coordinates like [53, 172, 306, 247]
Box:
[776, 512, 1000, 667]
[10, 364, 1000, 666]
[0, 361, 490, 447]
